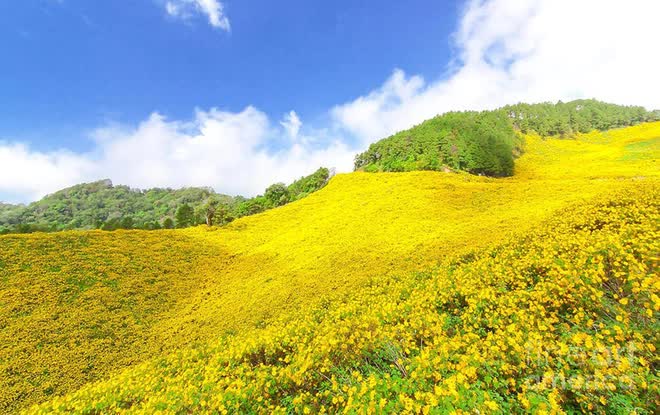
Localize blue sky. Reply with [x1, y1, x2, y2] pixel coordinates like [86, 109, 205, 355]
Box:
[0, 0, 456, 152]
[0, 0, 659, 203]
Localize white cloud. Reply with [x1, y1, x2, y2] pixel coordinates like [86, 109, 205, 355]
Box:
[165, 0, 230, 31]
[0, 142, 95, 202]
[165, 2, 180, 16]
[332, 0, 660, 144]
[2, 0, 659, 203]
[280, 111, 303, 141]
[93, 108, 353, 196]
[0, 107, 354, 203]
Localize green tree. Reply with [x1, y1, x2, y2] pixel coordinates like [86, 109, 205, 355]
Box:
[120, 216, 134, 229]
[264, 183, 290, 207]
[287, 168, 331, 200]
[175, 204, 195, 228]
[101, 218, 121, 231]
[162, 217, 174, 229]
[201, 197, 223, 226]
[143, 221, 161, 230]
[237, 198, 267, 217]
[214, 202, 231, 226]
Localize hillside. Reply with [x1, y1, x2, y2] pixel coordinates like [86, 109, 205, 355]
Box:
[28, 184, 660, 415]
[0, 180, 228, 232]
[354, 110, 520, 176]
[354, 99, 658, 176]
[1, 122, 659, 413]
[4, 100, 655, 234]
[0, 168, 330, 234]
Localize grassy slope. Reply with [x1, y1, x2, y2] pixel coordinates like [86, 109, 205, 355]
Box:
[29, 183, 660, 415]
[1, 122, 659, 413]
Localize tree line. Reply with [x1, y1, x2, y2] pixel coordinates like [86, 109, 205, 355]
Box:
[502, 99, 660, 137]
[171, 167, 332, 228]
[354, 99, 659, 176]
[0, 168, 332, 234]
[354, 110, 521, 176]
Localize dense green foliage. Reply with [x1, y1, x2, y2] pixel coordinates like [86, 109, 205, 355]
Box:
[355, 111, 520, 176]
[0, 168, 332, 234]
[287, 167, 333, 200]
[0, 203, 16, 220]
[0, 180, 225, 233]
[232, 167, 332, 219]
[174, 204, 196, 228]
[355, 99, 659, 176]
[504, 99, 660, 137]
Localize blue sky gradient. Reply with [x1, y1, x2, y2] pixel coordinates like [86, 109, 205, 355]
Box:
[0, 0, 457, 151]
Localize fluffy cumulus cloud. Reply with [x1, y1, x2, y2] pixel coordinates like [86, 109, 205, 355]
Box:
[2, 0, 659, 202]
[0, 108, 354, 202]
[90, 107, 353, 196]
[0, 143, 95, 202]
[332, 0, 660, 144]
[165, 0, 230, 31]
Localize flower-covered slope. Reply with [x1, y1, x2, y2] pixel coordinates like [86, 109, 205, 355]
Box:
[0, 122, 658, 413]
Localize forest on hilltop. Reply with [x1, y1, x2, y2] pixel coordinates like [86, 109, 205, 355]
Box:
[355, 99, 659, 176]
[355, 110, 520, 176]
[503, 99, 659, 136]
[0, 167, 331, 234]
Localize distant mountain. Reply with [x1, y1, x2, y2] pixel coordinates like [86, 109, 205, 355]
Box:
[0, 180, 231, 233]
[0, 167, 332, 234]
[0, 202, 19, 212]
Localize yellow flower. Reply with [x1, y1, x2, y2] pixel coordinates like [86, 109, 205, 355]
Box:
[484, 400, 499, 411]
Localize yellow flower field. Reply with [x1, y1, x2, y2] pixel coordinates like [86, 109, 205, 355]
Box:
[1, 122, 659, 413]
[27, 183, 660, 415]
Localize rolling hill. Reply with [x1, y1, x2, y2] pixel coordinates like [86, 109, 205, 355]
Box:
[1, 122, 658, 414]
[0, 180, 227, 232]
[0, 168, 331, 234]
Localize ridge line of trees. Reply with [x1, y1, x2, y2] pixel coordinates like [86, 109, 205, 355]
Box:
[0, 168, 333, 234]
[354, 99, 660, 176]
